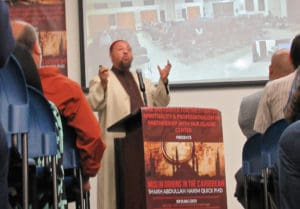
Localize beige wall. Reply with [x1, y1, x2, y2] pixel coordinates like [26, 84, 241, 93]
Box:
[65, 1, 263, 209]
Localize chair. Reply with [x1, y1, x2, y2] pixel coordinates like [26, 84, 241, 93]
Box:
[61, 116, 90, 209]
[26, 86, 58, 209]
[242, 133, 263, 209]
[261, 119, 289, 209]
[0, 55, 30, 209]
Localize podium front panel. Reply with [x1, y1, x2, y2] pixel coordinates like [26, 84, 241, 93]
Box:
[142, 107, 227, 209]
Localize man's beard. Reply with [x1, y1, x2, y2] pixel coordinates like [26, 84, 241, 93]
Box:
[119, 59, 132, 71]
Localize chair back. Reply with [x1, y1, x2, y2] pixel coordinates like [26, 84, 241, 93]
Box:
[0, 55, 29, 144]
[27, 86, 59, 209]
[242, 133, 263, 176]
[0, 55, 30, 209]
[261, 119, 289, 169]
[26, 86, 57, 158]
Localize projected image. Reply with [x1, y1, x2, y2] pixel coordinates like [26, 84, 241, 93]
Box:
[81, 0, 300, 87]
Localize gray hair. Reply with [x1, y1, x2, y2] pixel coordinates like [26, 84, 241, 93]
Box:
[13, 20, 38, 51]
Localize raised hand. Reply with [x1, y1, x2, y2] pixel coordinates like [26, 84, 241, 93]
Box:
[98, 65, 109, 90]
[157, 60, 172, 83]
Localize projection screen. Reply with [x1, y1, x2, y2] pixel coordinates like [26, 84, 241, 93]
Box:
[79, 0, 300, 89]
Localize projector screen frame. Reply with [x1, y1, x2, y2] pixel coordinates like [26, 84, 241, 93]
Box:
[77, 0, 298, 91]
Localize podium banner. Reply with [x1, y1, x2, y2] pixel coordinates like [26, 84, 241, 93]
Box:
[142, 107, 227, 209]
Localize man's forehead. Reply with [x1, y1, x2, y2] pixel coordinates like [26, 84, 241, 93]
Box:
[110, 39, 131, 53]
[114, 41, 129, 48]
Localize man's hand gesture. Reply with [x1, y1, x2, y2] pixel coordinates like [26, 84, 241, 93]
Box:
[158, 60, 172, 84]
[98, 65, 109, 90]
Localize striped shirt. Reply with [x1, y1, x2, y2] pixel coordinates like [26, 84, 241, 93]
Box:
[254, 71, 296, 133]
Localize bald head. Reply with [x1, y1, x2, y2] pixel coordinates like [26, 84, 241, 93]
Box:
[11, 20, 42, 68]
[269, 49, 294, 80]
[11, 20, 38, 51]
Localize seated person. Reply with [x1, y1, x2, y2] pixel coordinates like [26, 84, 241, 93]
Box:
[11, 20, 106, 192]
[279, 34, 300, 209]
[277, 120, 300, 209]
[254, 49, 296, 134]
[235, 48, 294, 209]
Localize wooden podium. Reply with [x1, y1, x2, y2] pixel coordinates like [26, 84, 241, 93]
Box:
[108, 108, 146, 209]
[108, 107, 227, 209]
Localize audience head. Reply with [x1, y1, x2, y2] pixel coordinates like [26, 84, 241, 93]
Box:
[109, 40, 133, 71]
[269, 48, 294, 80]
[290, 34, 300, 69]
[10, 20, 42, 68]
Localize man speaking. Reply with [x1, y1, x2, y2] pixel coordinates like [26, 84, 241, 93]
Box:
[88, 39, 171, 209]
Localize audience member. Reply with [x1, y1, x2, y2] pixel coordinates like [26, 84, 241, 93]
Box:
[87, 39, 171, 209]
[243, 48, 294, 136]
[254, 49, 295, 134]
[234, 48, 294, 209]
[283, 34, 300, 122]
[277, 34, 300, 209]
[11, 20, 106, 192]
[277, 120, 300, 209]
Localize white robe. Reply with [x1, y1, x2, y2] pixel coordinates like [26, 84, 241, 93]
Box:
[87, 71, 170, 209]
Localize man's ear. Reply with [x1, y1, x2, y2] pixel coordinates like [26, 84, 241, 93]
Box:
[33, 40, 41, 55]
[269, 64, 273, 78]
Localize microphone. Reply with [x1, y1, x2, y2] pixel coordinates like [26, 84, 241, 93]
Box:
[136, 69, 147, 106]
[136, 69, 145, 91]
